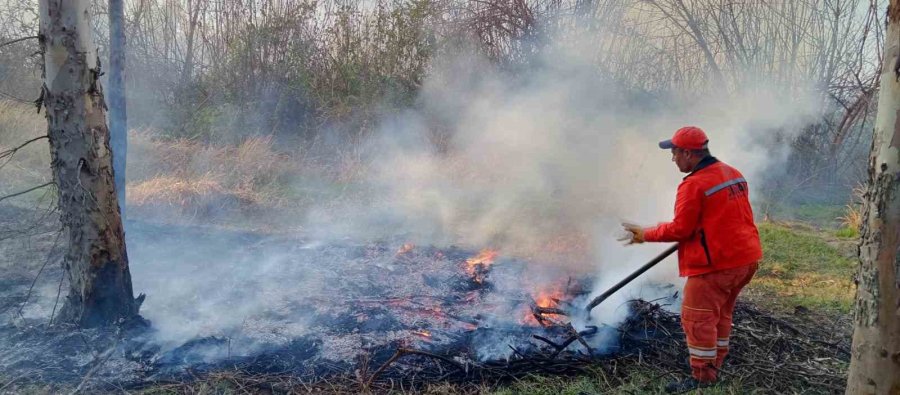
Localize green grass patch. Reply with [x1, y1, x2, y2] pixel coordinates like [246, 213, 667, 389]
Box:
[789, 204, 845, 226]
[747, 222, 856, 313]
[760, 202, 845, 228]
[835, 226, 859, 238]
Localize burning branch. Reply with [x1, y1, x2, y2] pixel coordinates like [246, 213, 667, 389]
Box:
[464, 248, 498, 284]
[533, 306, 566, 316]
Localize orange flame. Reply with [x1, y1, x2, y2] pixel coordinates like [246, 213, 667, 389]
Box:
[465, 249, 498, 283]
[533, 290, 563, 309]
[396, 243, 415, 256]
[413, 330, 433, 339]
[524, 286, 567, 326]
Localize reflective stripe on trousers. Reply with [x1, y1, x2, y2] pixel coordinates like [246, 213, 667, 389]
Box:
[681, 263, 757, 382]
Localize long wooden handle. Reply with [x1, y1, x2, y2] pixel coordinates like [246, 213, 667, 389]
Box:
[585, 244, 678, 312]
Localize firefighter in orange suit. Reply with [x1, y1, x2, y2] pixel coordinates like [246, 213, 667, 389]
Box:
[620, 126, 762, 393]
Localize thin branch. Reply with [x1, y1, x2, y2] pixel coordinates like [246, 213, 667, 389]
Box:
[0, 90, 34, 104]
[0, 135, 49, 170]
[0, 182, 55, 204]
[365, 348, 465, 387]
[0, 36, 38, 49]
[0, 371, 33, 392]
[70, 340, 119, 395]
[15, 229, 63, 320]
[48, 268, 65, 327]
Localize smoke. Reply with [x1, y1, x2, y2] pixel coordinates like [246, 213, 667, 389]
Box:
[119, 18, 822, 358]
[299, 34, 818, 325]
[126, 226, 321, 351]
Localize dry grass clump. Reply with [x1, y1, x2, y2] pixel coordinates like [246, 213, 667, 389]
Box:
[128, 175, 259, 220]
[130, 131, 289, 185]
[129, 175, 231, 206]
[836, 205, 861, 237]
[0, 105, 365, 222]
[127, 131, 293, 220]
[836, 184, 865, 238]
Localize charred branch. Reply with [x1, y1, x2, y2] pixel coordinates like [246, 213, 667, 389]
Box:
[533, 306, 567, 316]
[365, 348, 466, 388]
[354, 300, 848, 393]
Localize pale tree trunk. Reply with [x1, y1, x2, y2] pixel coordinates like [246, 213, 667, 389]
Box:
[39, 0, 141, 327]
[180, 0, 201, 87]
[109, 0, 128, 219]
[847, 1, 900, 393]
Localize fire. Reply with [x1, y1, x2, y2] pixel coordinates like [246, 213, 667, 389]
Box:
[533, 289, 564, 309]
[465, 248, 498, 283]
[413, 330, 432, 339]
[396, 243, 415, 256]
[465, 248, 498, 269]
[524, 285, 568, 326]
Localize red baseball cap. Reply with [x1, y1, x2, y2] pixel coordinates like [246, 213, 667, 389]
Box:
[659, 126, 709, 150]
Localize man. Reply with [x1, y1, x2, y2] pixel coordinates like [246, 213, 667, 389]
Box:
[620, 126, 762, 392]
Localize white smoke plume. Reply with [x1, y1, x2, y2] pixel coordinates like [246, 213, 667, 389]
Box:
[125, 25, 820, 351]
[300, 37, 818, 326]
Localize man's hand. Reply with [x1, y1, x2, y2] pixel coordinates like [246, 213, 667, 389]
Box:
[618, 222, 645, 245]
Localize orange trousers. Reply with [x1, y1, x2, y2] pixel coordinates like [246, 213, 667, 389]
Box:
[681, 262, 757, 382]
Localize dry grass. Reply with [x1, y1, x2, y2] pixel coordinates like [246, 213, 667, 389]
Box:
[129, 131, 290, 187]
[836, 184, 865, 238]
[836, 205, 861, 238]
[837, 205, 862, 230]
[0, 104, 360, 224]
[129, 175, 226, 206]
[127, 131, 296, 221]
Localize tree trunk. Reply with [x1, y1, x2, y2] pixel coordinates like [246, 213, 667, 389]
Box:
[39, 0, 141, 327]
[180, 0, 201, 87]
[109, 0, 128, 219]
[846, 1, 900, 393]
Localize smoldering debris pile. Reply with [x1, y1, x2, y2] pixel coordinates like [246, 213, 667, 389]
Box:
[0, 223, 849, 394]
[130, 300, 849, 394]
[0, 224, 622, 391]
[352, 300, 849, 394]
[0, 299, 849, 394]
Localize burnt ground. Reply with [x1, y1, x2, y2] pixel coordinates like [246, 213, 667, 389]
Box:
[0, 204, 852, 394]
[0, 203, 624, 390]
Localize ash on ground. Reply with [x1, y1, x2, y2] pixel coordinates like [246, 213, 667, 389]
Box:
[0, 215, 647, 389]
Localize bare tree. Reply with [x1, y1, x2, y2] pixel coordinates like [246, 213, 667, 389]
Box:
[38, 0, 141, 327]
[109, 0, 127, 217]
[846, 1, 900, 392]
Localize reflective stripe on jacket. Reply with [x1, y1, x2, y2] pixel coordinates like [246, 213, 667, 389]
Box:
[643, 157, 762, 277]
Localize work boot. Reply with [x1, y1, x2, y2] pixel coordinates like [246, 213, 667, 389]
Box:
[664, 377, 714, 393]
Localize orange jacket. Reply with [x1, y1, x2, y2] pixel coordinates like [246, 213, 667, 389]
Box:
[643, 157, 762, 277]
